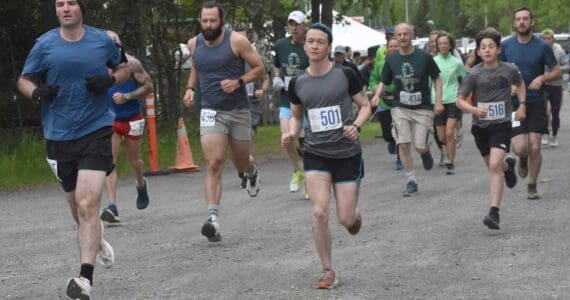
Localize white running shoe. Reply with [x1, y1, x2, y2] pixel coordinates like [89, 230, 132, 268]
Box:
[96, 240, 115, 268]
[96, 222, 114, 268]
[542, 134, 550, 146]
[66, 277, 92, 300]
[550, 136, 558, 147]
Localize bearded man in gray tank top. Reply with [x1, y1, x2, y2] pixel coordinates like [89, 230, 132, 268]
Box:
[182, 1, 264, 242]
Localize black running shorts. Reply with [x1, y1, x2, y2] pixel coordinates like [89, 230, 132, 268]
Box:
[471, 122, 511, 157]
[511, 101, 548, 137]
[303, 152, 364, 183]
[435, 103, 461, 126]
[45, 126, 113, 192]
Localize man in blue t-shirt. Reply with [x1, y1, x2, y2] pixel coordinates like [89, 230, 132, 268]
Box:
[17, 0, 129, 298]
[500, 7, 560, 200]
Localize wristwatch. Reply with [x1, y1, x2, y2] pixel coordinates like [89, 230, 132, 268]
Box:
[238, 78, 245, 88]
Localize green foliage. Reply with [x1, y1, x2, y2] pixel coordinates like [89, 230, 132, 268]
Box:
[0, 123, 379, 190]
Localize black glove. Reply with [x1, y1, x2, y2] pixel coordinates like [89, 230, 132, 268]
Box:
[32, 85, 59, 103]
[85, 75, 116, 94]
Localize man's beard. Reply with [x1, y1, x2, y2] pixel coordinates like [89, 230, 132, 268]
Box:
[517, 26, 532, 36]
[202, 25, 223, 41]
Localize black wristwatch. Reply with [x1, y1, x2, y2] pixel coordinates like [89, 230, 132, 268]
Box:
[352, 123, 361, 133]
[238, 78, 245, 87]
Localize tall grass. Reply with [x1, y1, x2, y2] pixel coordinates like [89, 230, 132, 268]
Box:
[0, 123, 378, 190]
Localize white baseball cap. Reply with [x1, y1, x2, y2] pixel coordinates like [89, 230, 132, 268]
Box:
[288, 11, 306, 24]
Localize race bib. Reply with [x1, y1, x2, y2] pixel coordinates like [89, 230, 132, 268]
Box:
[128, 119, 145, 136]
[400, 91, 422, 106]
[478, 101, 506, 120]
[512, 112, 521, 128]
[46, 158, 62, 182]
[246, 82, 255, 97]
[284, 76, 292, 91]
[200, 109, 217, 127]
[308, 105, 342, 133]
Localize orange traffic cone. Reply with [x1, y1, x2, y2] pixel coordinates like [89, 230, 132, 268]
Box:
[170, 118, 200, 173]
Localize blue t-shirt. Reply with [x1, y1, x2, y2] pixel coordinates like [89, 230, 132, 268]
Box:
[500, 35, 557, 104]
[108, 79, 142, 120]
[22, 25, 121, 141]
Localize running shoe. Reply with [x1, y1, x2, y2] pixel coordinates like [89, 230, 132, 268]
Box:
[517, 156, 528, 178]
[201, 216, 222, 242]
[238, 172, 247, 189]
[402, 181, 418, 197]
[483, 212, 500, 230]
[66, 277, 92, 300]
[100, 205, 120, 223]
[420, 151, 434, 170]
[550, 136, 558, 147]
[395, 159, 403, 171]
[347, 211, 362, 235]
[316, 269, 339, 289]
[445, 163, 455, 175]
[247, 169, 260, 197]
[96, 240, 115, 269]
[136, 178, 150, 210]
[289, 170, 304, 192]
[527, 183, 540, 200]
[504, 156, 517, 188]
[541, 134, 550, 146]
[387, 142, 396, 154]
[96, 221, 115, 268]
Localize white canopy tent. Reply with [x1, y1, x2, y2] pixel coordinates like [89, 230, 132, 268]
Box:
[331, 12, 386, 57]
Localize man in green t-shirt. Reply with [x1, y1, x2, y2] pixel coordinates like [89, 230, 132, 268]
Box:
[273, 10, 310, 196]
[371, 23, 443, 197]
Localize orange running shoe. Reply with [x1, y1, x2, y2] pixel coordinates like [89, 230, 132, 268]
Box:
[316, 269, 339, 289]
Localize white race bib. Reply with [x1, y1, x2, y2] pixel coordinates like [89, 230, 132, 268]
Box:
[400, 91, 422, 106]
[308, 105, 343, 133]
[128, 119, 145, 136]
[200, 109, 217, 127]
[284, 76, 292, 91]
[246, 83, 255, 97]
[46, 158, 62, 182]
[478, 101, 506, 120]
[512, 112, 521, 128]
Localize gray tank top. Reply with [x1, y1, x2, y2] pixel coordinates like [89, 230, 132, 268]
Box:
[194, 29, 248, 110]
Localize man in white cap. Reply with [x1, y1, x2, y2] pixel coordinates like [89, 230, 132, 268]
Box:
[273, 10, 309, 196]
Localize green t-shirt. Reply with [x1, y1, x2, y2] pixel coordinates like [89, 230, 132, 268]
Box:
[274, 37, 309, 108]
[380, 49, 440, 110]
[369, 46, 396, 109]
[431, 53, 466, 104]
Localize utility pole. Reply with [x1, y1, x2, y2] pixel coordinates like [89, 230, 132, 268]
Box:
[405, 0, 409, 23]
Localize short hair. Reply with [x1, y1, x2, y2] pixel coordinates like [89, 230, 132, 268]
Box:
[513, 6, 533, 20]
[395, 23, 414, 34]
[475, 28, 502, 50]
[436, 31, 456, 54]
[429, 30, 441, 37]
[307, 23, 333, 44]
[202, 1, 225, 24]
[542, 28, 555, 37]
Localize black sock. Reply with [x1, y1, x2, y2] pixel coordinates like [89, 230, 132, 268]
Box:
[490, 207, 499, 215]
[80, 264, 94, 285]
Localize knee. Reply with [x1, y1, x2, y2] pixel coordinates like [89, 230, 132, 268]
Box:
[206, 158, 225, 173]
[337, 212, 353, 228]
[128, 157, 142, 168]
[312, 206, 329, 225]
[529, 142, 541, 155]
[76, 197, 98, 219]
[445, 131, 455, 143]
[488, 161, 502, 174]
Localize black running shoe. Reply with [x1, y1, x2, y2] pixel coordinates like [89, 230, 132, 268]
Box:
[421, 151, 434, 170]
[483, 213, 500, 230]
[247, 169, 260, 197]
[504, 156, 517, 188]
[445, 163, 455, 175]
[201, 217, 222, 242]
[238, 172, 247, 189]
[527, 183, 540, 200]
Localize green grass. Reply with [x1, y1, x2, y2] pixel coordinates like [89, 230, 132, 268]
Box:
[0, 122, 378, 190]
